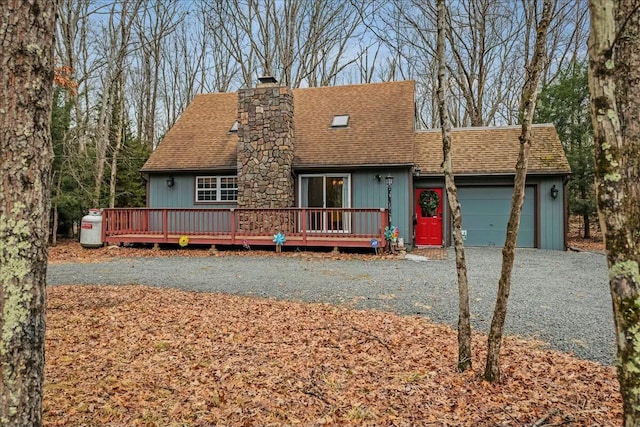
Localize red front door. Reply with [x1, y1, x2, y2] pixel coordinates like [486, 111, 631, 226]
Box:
[415, 188, 443, 246]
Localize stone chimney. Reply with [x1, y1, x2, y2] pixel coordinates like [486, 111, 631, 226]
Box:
[236, 76, 294, 208]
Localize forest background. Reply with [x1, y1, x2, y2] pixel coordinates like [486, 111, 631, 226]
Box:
[51, 0, 595, 242]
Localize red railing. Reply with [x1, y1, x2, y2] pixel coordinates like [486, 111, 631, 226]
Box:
[101, 207, 388, 248]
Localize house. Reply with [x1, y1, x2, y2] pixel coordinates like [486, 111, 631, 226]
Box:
[105, 78, 570, 250]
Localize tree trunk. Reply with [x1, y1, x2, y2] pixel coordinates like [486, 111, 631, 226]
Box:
[588, 1, 640, 424]
[108, 116, 123, 209]
[484, 0, 554, 382]
[582, 210, 591, 239]
[109, 81, 125, 209]
[50, 171, 64, 247]
[51, 203, 58, 247]
[436, 0, 472, 372]
[0, 1, 57, 425]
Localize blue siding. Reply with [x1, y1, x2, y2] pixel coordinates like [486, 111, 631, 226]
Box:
[533, 177, 565, 250]
[148, 174, 236, 209]
[352, 169, 411, 245]
[149, 171, 565, 250]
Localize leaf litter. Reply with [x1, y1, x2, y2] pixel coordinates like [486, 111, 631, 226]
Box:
[44, 285, 621, 426]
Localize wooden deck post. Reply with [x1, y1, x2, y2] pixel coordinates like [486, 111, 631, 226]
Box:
[162, 209, 168, 242]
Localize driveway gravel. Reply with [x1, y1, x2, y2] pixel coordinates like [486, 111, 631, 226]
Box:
[47, 247, 615, 365]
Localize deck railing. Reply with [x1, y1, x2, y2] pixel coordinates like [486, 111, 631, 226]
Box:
[101, 207, 389, 248]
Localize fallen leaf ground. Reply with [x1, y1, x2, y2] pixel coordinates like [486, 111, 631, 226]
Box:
[45, 285, 621, 426]
[567, 216, 605, 252]
[46, 218, 614, 426]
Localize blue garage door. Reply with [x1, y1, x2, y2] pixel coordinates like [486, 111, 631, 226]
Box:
[457, 186, 535, 247]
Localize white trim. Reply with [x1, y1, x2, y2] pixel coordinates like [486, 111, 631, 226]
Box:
[195, 175, 238, 202]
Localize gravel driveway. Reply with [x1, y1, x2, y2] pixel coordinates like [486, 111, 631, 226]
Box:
[47, 247, 615, 365]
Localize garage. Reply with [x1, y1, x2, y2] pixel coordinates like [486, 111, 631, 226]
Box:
[457, 186, 535, 247]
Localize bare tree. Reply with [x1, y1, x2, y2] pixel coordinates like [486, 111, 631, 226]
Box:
[0, 0, 57, 424]
[543, 0, 590, 85]
[368, 0, 589, 127]
[436, 0, 472, 372]
[484, 0, 555, 382]
[91, 0, 143, 207]
[201, 0, 367, 88]
[154, 8, 232, 138]
[108, 77, 126, 209]
[588, 1, 640, 424]
[132, 1, 186, 150]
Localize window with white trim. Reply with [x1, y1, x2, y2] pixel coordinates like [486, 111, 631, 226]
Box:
[195, 176, 238, 202]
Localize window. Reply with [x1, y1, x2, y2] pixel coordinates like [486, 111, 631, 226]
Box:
[299, 174, 351, 232]
[195, 176, 237, 202]
[331, 115, 349, 127]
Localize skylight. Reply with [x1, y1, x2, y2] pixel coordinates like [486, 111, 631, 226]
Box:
[331, 115, 349, 127]
[230, 120, 239, 132]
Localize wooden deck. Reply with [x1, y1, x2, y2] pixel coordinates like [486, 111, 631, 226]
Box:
[101, 207, 389, 249]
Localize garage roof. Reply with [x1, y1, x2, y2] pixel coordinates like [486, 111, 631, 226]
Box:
[414, 124, 571, 175]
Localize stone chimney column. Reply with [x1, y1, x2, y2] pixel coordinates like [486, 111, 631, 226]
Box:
[236, 77, 294, 209]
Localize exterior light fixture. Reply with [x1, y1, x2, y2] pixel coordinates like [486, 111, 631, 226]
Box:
[550, 185, 559, 199]
[386, 174, 394, 226]
[413, 166, 421, 177]
[375, 174, 382, 182]
[167, 176, 175, 188]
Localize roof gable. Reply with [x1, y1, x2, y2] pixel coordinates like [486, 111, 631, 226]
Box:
[291, 81, 415, 167]
[141, 81, 416, 172]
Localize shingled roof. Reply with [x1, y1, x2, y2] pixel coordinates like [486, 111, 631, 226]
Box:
[414, 124, 571, 176]
[291, 81, 415, 167]
[142, 81, 569, 175]
[141, 80, 416, 172]
[141, 92, 238, 172]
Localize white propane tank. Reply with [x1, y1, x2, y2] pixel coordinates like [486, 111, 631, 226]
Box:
[80, 209, 103, 248]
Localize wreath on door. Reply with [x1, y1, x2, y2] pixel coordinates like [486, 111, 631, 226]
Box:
[419, 190, 440, 217]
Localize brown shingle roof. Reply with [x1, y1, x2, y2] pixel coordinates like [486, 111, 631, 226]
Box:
[141, 81, 416, 172]
[414, 124, 571, 175]
[142, 83, 569, 176]
[141, 92, 238, 172]
[291, 81, 415, 167]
